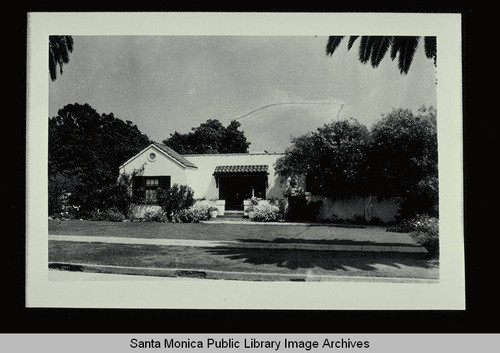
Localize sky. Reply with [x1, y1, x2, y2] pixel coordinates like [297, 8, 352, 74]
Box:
[49, 36, 437, 152]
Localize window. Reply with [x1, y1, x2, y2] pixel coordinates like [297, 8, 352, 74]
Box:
[132, 176, 171, 204]
[145, 178, 159, 203]
[145, 178, 159, 187]
[148, 152, 157, 162]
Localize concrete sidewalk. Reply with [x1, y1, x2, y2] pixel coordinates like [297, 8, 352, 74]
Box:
[49, 234, 428, 254]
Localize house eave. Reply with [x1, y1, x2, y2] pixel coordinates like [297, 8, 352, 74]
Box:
[119, 144, 198, 170]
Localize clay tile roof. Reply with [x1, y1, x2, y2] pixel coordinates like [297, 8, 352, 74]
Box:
[152, 142, 197, 168]
[213, 165, 269, 174]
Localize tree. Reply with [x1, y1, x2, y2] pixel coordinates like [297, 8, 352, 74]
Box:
[368, 106, 438, 217]
[163, 119, 250, 154]
[275, 108, 439, 219]
[48, 103, 151, 214]
[49, 35, 74, 81]
[326, 36, 437, 74]
[275, 119, 371, 197]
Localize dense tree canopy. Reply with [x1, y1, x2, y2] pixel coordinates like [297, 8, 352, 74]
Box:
[275, 107, 438, 218]
[275, 119, 371, 197]
[163, 119, 250, 154]
[368, 106, 438, 217]
[48, 103, 151, 213]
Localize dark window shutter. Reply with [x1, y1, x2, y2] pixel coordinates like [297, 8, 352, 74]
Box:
[158, 176, 171, 190]
[132, 176, 145, 198]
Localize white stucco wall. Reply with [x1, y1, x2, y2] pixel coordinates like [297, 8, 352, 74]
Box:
[119, 145, 190, 185]
[184, 153, 286, 200]
[120, 148, 287, 201]
[309, 194, 402, 223]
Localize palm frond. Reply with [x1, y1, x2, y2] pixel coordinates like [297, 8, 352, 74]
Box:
[424, 36, 437, 66]
[326, 36, 345, 55]
[347, 36, 359, 50]
[358, 36, 373, 64]
[49, 45, 57, 81]
[370, 36, 393, 67]
[49, 35, 74, 81]
[389, 37, 403, 61]
[64, 35, 74, 52]
[390, 36, 420, 74]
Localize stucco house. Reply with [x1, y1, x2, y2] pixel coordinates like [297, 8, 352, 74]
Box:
[120, 142, 401, 223]
[119, 142, 286, 214]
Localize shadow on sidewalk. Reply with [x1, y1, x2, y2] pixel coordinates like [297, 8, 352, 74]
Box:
[49, 240, 438, 280]
[205, 246, 438, 273]
[236, 237, 420, 247]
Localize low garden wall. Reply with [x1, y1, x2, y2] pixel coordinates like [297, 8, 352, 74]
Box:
[194, 199, 226, 216]
[307, 194, 402, 224]
[130, 204, 163, 219]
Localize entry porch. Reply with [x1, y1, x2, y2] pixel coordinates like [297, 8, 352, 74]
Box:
[213, 165, 269, 211]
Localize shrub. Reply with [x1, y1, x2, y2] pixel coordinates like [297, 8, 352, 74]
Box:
[286, 196, 323, 222]
[48, 173, 76, 216]
[190, 203, 213, 221]
[252, 203, 282, 222]
[143, 209, 168, 222]
[208, 206, 219, 215]
[387, 214, 439, 257]
[174, 202, 215, 223]
[283, 175, 305, 197]
[157, 184, 195, 220]
[408, 215, 439, 257]
[304, 200, 323, 221]
[250, 197, 262, 205]
[175, 209, 201, 223]
[97, 181, 135, 218]
[268, 197, 287, 214]
[387, 214, 436, 233]
[90, 207, 126, 222]
[400, 176, 439, 219]
[105, 208, 126, 222]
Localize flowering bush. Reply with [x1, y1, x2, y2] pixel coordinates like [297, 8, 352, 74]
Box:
[283, 175, 305, 197]
[388, 214, 436, 233]
[55, 202, 80, 220]
[252, 203, 282, 222]
[250, 197, 262, 205]
[143, 209, 168, 222]
[174, 202, 215, 223]
[208, 206, 219, 214]
[409, 215, 439, 257]
[388, 214, 439, 257]
[175, 208, 202, 223]
[90, 207, 126, 222]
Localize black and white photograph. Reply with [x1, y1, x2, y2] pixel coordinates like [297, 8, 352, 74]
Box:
[26, 12, 464, 310]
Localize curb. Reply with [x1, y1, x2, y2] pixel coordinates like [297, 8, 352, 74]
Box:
[48, 262, 438, 283]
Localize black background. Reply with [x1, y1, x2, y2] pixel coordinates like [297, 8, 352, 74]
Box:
[8, 5, 492, 334]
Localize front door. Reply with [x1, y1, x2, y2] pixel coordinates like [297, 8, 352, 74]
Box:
[219, 175, 266, 210]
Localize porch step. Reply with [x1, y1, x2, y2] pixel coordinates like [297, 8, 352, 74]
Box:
[218, 211, 245, 220]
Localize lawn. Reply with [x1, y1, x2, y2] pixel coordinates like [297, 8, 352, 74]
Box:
[48, 219, 417, 245]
